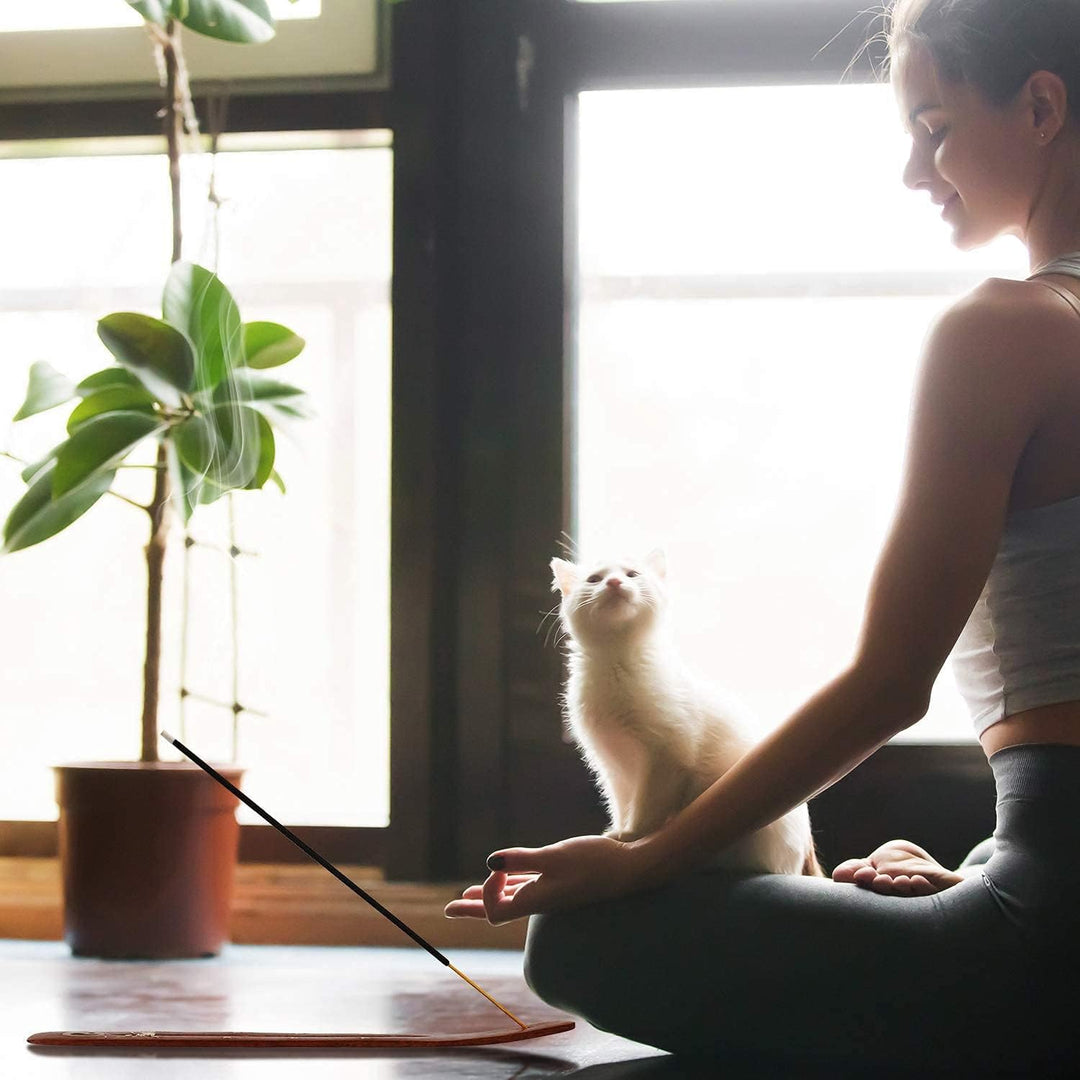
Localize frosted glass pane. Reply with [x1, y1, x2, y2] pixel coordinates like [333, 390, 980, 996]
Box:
[576, 86, 1029, 743]
[0, 1, 319, 32]
[0, 0, 378, 91]
[0, 134, 391, 825]
[580, 85, 1025, 277]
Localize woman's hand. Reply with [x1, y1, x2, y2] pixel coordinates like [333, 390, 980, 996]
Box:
[831, 838, 965, 896]
[443, 833, 651, 925]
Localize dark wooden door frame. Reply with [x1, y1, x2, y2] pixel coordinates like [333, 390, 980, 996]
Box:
[387, 0, 995, 883]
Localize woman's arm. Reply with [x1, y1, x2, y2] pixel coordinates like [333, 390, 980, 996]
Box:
[446, 281, 1066, 924]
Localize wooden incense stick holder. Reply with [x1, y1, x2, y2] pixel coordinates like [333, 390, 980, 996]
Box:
[28, 1019, 575, 1049]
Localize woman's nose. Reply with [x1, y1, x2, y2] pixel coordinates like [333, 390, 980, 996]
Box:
[902, 143, 933, 192]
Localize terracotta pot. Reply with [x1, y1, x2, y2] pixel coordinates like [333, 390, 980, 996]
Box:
[54, 762, 243, 959]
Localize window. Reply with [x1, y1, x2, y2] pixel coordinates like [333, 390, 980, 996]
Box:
[0, 0, 1003, 884]
[0, 131, 392, 826]
[574, 84, 1027, 742]
[0, 0, 384, 97]
[0, 0, 320, 33]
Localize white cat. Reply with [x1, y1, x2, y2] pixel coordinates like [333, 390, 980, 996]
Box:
[551, 549, 821, 876]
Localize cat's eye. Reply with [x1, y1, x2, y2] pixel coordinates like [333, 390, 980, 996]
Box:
[626, 570, 639, 578]
[586, 573, 603, 584]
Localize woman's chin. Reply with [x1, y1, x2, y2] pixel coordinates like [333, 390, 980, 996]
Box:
[947, 217, 1006, 253]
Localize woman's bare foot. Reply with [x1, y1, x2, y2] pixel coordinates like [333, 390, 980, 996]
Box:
[831, 838, 966, 896]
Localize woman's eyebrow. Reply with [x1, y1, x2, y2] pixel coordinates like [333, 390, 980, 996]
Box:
[909, 103, 940, 125]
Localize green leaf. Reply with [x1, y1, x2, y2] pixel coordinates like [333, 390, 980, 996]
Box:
[20, 444, 64, 486]
[2, 464, 116, 554]
[215, 367, 312, 428]
[97, 312, 195, 408]
[173, 414, 214, 475]
[75, 367, 144, 398]
[165, 439, 200, 525]
[197, 478, 230, 505]
[215, 367, 310, 404]
[127, 0, 274, 42]
[201, 404, 265, 490]
[52, 411, 167, 498]
[67, 387, 158, 434]
[176, 0, 274, 43]
[174, 404, 267, 492]
[127, 1, 170, 26]
[13, 362, 76, 421]
[163, 262, 242, 392]
[242, 321, 306, 369]
[269, 468, 286, 494]
[243, 412, 275, 490]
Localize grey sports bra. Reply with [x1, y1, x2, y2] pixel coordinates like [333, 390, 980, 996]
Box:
[951, 254, 1080, 736]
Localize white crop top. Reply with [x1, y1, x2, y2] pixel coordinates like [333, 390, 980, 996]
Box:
[951, 254, 1080, 735]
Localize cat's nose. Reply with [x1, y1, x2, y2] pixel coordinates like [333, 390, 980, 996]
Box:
[604, 577, 623, 590]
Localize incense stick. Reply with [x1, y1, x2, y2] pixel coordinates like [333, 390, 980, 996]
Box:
[160, 731, 527, 1030]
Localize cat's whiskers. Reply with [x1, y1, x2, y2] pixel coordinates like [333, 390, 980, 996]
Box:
[557, 532, 580, 559]
[537, 604, 565, 648]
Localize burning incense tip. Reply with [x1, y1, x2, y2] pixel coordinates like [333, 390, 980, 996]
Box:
[160, 730, 177, 746]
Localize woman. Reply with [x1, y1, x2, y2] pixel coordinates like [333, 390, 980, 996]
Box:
[446, 0, 1080, 1069]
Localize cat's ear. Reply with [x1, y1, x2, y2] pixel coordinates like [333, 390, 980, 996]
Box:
[550, 557, 578, 596]
[643, 548, 667, 579]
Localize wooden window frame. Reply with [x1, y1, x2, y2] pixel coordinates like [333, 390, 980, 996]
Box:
[387, 0, 997, 883]
[1, 2, 998, 901]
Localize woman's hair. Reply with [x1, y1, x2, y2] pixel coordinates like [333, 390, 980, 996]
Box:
[887, 0, 1080, 109]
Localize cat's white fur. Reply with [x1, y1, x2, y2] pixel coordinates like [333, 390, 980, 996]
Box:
[551, 549, 818, 875]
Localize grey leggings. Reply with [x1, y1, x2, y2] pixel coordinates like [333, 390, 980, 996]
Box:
[524, 744, 1080, 1073]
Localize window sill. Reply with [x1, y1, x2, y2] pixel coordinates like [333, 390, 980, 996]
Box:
[0, 858, 525, 950]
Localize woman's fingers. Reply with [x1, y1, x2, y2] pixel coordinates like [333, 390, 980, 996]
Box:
[443, 897, 486, 919]
[486, 847, 553, 874]
[457, 876, 535, 900]
[831, 858, 869, 883]
[482, 870, 552, 925]
[907, 874, 935, 896]
[482, 869, 508, 922]
[445, 874, 538, 918]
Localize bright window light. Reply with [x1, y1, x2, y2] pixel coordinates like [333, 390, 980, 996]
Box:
[0, 1, 320, 33]
[0, 130, 390, 825]
[576, 86, 1028, 744]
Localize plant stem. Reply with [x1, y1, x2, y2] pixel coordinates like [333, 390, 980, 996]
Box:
[107, 490, 151, 513]
[141, 441, 170, 763]
[164, 18, 183, 265]
[140, 16, 185, 763]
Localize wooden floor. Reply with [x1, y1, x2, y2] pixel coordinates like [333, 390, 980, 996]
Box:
[3, 939, 688, 1079]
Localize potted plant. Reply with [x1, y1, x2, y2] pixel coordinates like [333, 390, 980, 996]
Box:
[1, 0, 309, 958]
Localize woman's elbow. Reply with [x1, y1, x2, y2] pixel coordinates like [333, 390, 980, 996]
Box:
[844, 658, 935, 739]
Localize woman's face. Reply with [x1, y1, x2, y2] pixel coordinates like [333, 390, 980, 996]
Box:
[893, 42, 1038, 249]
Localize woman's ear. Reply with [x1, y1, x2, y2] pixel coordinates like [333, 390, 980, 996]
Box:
[1026, 69, 1069, 144]
[550, 557, 578, 596]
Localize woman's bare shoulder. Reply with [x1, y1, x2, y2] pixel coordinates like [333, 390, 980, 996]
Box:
[939, 275, 1080, 333]
[922, 275, 1080, 378]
